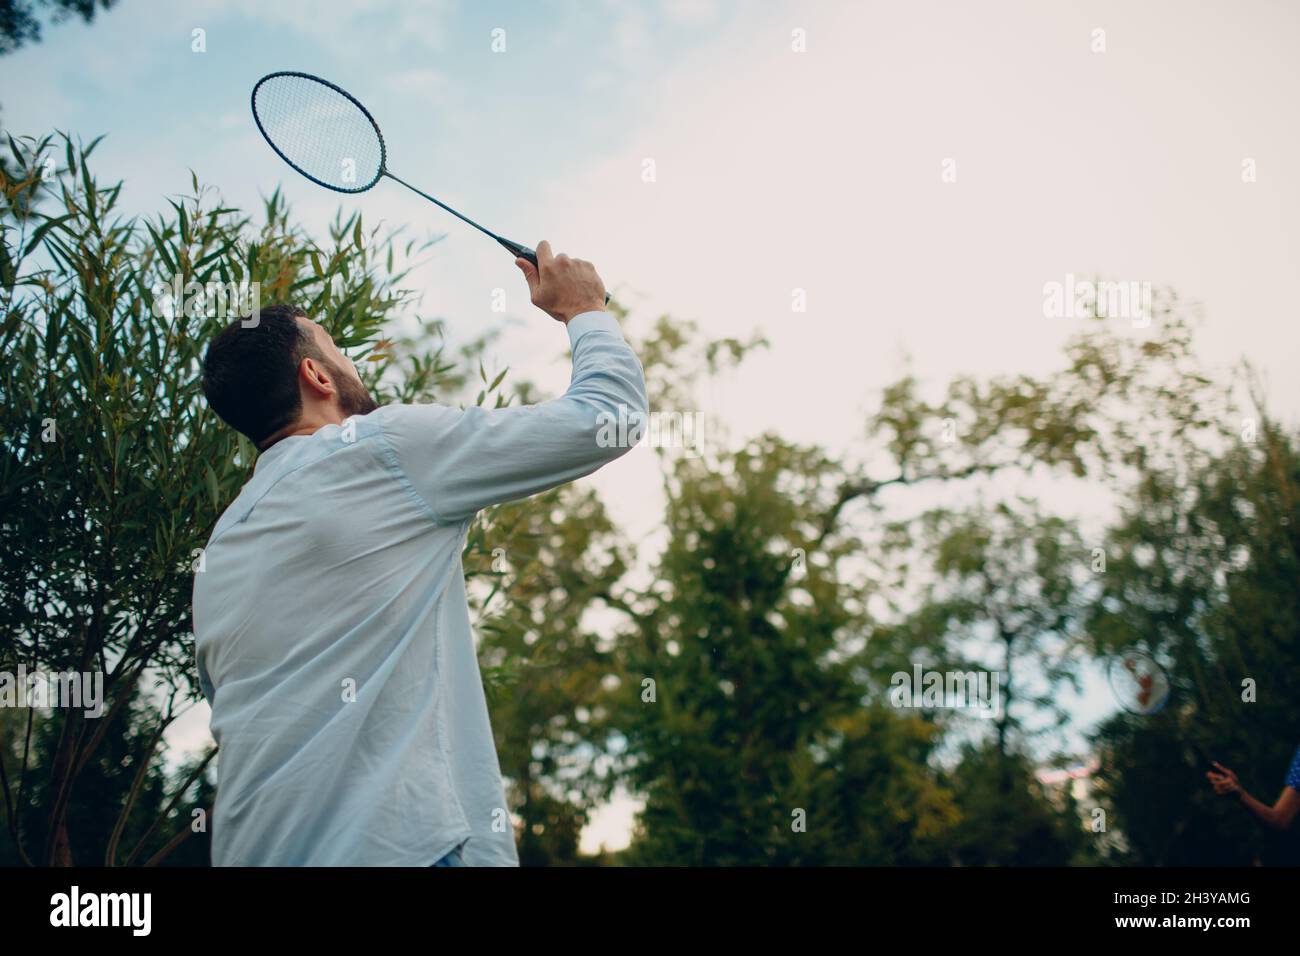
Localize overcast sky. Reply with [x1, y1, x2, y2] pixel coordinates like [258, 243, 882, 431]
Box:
[5, 0, 1297, 853]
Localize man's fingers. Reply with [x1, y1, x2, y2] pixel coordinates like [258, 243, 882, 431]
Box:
[535, 239, 555, 273]
[515, 257, 539, 293]
[519, 240, 604, 322]
[1212, 761, 1229, 773]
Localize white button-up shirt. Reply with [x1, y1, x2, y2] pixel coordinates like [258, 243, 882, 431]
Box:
[193, 311, 647, 865]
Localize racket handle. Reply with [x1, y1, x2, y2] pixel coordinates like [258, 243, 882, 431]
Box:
[499, 237, 611, 307]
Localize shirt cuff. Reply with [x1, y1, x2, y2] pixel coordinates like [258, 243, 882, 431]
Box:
[567, 311, 623, 348]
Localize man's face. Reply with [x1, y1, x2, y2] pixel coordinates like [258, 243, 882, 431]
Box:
[297, 316, 378, 417]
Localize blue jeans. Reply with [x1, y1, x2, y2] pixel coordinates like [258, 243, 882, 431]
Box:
[431, 842, 466, 867]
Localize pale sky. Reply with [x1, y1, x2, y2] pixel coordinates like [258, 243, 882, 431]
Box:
[5, 0, 1297, 855]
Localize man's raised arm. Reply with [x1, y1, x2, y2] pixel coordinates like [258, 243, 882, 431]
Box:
[377, 241, 648, 524]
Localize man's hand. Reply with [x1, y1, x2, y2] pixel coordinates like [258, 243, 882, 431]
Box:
[515, 240, 607, 324]
[1207, 762, 1241, 795]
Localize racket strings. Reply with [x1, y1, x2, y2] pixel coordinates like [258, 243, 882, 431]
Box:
[253, 76, 384, 191]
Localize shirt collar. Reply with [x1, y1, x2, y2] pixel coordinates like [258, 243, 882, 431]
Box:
[253, 434, 307, 474]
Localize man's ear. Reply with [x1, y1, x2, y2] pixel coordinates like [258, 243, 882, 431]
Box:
[299, 357, 337, 400]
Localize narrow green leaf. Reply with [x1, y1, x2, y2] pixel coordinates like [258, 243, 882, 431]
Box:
[205, 464, 220, 508]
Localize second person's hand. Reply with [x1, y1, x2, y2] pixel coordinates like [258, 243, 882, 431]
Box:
[1207, 761, 1241, 795]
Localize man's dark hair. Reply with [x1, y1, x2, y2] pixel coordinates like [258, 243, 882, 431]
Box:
[201, 304, 324, 446]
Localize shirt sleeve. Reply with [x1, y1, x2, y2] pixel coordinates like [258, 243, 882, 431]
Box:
[377, 311, 648, 524]
[1286, 746, 1300, 790]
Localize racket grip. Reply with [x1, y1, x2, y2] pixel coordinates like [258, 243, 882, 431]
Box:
[501, 238, 611, 307]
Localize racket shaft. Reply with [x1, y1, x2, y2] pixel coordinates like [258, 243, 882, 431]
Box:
[387, 175, 609, 305]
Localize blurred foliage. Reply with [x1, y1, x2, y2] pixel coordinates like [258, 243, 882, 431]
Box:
[605, 435, 960, 864]
[464, 484, 632, 866]
[1088, 410, 1300, 864]
[941, 742, 1089, 866]
[883, 501, 1090, 761]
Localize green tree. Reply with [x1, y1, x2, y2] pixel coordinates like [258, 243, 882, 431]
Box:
[898, 501, 1089, 766]
[615, 435, 958, 864]
[467, 483, 633, 866]
[1088, 411, 1300, 865]
[942, 741, 1089, 866]
[864, 501, 1094, 865]
[0, 694, 216, 866]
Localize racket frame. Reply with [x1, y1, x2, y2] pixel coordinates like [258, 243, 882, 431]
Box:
[251, 70, 387, 194]
[1106, 650, 1172, 716]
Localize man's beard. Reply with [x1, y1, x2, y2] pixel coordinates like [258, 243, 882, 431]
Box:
[328, 360, 379, 417]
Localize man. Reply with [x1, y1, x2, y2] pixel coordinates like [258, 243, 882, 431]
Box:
[192, 243, 647, 866]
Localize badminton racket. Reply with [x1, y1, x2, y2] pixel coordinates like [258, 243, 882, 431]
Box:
[1107, 649, 1171, 716]
[251, 71, 608, 303]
